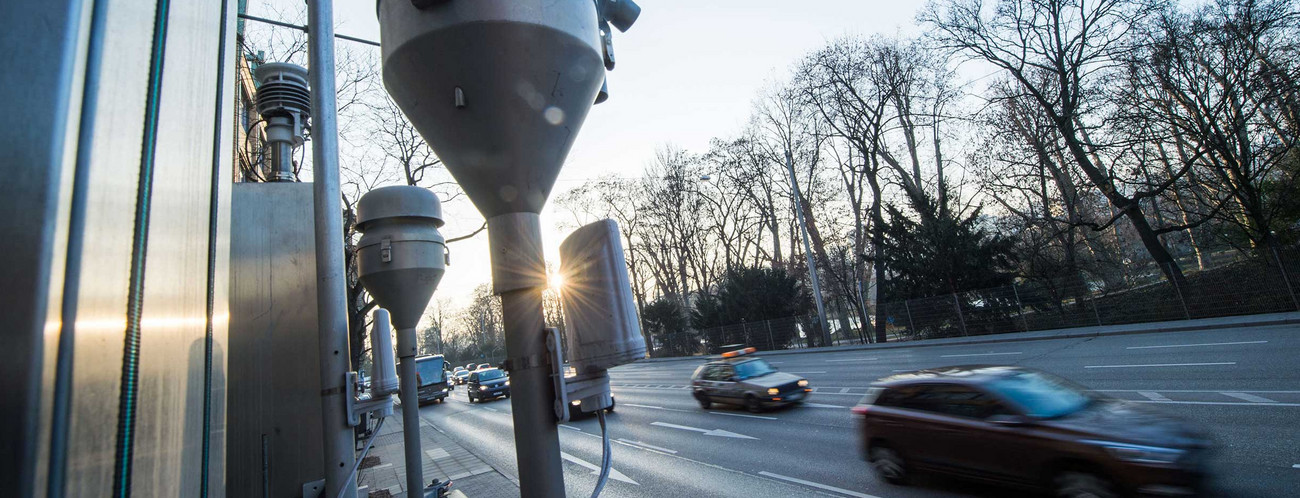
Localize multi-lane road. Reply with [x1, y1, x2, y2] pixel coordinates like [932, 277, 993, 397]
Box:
[419, 324, 1300, 497]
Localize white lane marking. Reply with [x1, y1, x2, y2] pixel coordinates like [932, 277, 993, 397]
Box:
[826, 358, 878, 362]
[810, 391, 869, 396]
[1097, 389, 1300, 393]
[1126, 340, 1268, 349]
[651, 421, 758, 439]
[1293, 464, 1300, 469]
[560, 452, 639, 485]
[621, 403, 691, 412]
[758, 471, 881, 498]
[1138, 391, 1171, 401]
[559, 424, 582, 432]
[803, 402, 850, 409]
[839, 388, 851, 394]
[1085, 362, 1236, 369]
[616, 438, 678, 454]
[1222, 392, 1278, 403]
[710, 411, 778, 420]
[940, 352, 1022, 358]
[1132, 401, 1300, 407]
[481, 407, 499, 412]
[784, 371, 827, 374]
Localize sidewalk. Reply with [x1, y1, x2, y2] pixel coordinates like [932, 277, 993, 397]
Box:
[639, 310, 1300, 363]
[356, 410, 518, 498]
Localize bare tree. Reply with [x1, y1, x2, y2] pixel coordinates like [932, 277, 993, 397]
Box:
[922, 0, 1193, 284]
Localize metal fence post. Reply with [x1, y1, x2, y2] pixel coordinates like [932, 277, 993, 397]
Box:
[1169, 262, 1191, 320]
[742, 321, 751, 347]
[953, 293, 968, 336]
[766, 320, 775, 349]
[904, 300, 916, 334]
[1011, 283, 1029, 331]
[1271, 246, 1300, 311]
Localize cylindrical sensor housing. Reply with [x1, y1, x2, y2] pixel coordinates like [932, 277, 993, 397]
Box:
[559, 219, 645, 373]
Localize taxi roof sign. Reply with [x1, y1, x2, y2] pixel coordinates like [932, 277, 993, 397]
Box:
[720, 347, 757, 358]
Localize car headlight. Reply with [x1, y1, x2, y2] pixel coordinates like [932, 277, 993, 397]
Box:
[479, 386, 488, 391]
[505, 380, 510, 386]
[1090, 441, 1185, 465]
[797, 380, 809, 387]
[767, 388, 780, 396]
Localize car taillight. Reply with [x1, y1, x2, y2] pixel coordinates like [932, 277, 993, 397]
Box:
[850, 405, 870, 416]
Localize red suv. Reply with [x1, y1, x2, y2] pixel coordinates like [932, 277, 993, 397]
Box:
[853, 366, 1212, 497]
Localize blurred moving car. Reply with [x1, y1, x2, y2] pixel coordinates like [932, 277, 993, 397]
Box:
[690, 347, 811, 412]
[467, 368, 510, 403]
[853, 366, 1212, 498]
[414, 355, 452, 405]
[451, 367, 470, 385]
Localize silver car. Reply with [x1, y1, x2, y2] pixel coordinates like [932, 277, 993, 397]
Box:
[690, 348, 811, 412]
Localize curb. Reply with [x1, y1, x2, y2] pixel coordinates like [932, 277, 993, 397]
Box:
[632, 312, 1300, 365]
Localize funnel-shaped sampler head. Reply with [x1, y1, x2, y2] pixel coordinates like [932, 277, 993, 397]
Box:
[356, 186, 448, 330]
[378, 0, 606, 218]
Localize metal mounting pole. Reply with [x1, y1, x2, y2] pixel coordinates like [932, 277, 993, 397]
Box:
[396, 327, 425, 496]
[307, 0, 356, 496]
[785, 151, 830, 347]
[489, 213, 565, 498]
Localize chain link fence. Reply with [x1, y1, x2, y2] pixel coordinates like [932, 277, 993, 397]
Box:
[648, 247, 1300, 358]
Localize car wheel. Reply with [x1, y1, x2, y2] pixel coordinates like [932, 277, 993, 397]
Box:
[744, 395, 763, 413]
[868, 445, 908, 485]
[694, 392, 712, 409]
[1054, 471, 1117, 498]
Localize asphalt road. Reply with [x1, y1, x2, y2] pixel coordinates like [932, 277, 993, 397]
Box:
[419, 324, 1300, 497]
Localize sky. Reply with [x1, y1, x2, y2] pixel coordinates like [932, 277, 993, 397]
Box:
[249, 0, 931, 312]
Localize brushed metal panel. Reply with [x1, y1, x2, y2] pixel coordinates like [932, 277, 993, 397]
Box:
[228, 182, 326, 498]
[65, 0, 158, 495]
[0, 0, 86, 493]
[128, 0, 226, 494]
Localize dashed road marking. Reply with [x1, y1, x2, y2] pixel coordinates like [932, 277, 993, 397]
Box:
[616, 438, 678, 454]
[651, 421, 758, 439]
[1085, 362, 1236, 368]
[1138, 391, 1171, 401]
[826, 358, 878, 362]
[559, 424, 582, 432]
[940, 352, 1022, 358]
[803, 402, 850, 409]
[710, 411, 778, 420]
[1222, 392, 1278, 403]
[1126, 340, 1268, 349]
[621, 403, 690, 412]
[561, 452, 639, 485]
[758, 471, 881, 498]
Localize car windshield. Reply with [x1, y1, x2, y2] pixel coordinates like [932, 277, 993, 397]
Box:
[732, 359, 776, 380]
[415, 358, 445, 387]
[476, 369, 505, 381]
[986, 371, 1092, 418]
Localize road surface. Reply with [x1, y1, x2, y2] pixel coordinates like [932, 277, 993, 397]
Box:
[420, 324, 1300, 497]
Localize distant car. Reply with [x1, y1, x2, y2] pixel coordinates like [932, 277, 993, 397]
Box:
[451, 367, 470, 385]
[465, 363, 477, 372]
[853, 366, 1212, 498]
[476, 363, 492, 371]
[414, 355, 452, 405]
[467, 368, 510, 403]
[690, 347, 811, 412]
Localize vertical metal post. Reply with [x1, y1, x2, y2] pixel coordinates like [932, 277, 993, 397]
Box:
[396, 327, 425, 496]
[489, 213, 565, 498]
[1081, 271, 1102, 326]
[1169, 262, 1191, 320]
[904, 301, 916, 334]
[742, 321, 751, 347]
[306, 1, 356, 496]
[784, 150, 830, 346]
[1271, 246, 1300, 311]
[766, 320, 774, 350]
[1012, 284, 1029, 331]
[952, 294, 968, 336]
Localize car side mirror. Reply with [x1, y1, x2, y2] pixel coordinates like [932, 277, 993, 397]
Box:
[987, 414, 1031, 427]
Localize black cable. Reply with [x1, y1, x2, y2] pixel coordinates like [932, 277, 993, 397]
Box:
[200, 0, 231, 495]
